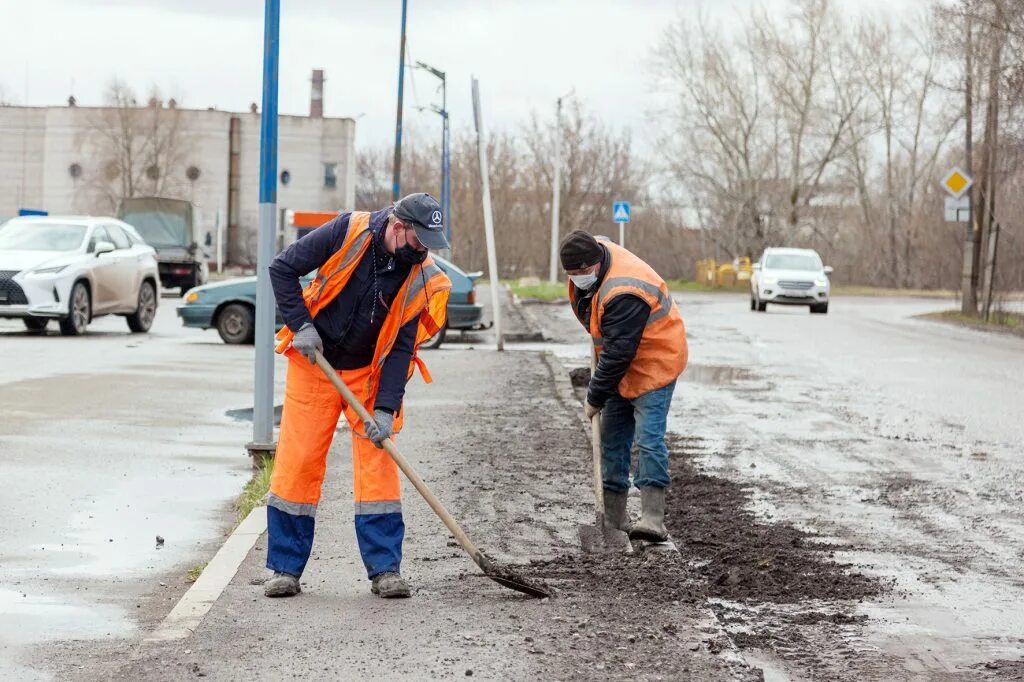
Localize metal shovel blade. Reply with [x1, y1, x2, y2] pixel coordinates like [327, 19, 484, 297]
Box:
[579, 523, 633, 554]
[476, 554, 552, 599]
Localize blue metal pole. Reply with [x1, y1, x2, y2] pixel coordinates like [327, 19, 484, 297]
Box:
[253, 0, 279, 447]
[392, 0, 408, 202]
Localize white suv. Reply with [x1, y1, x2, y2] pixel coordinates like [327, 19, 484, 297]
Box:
[750, 248, 832, 314]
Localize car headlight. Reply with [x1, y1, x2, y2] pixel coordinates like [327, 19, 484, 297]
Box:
[763, 275, 778, 285]
[30, 265, 68, 275]
[814, 277, 829, 287]
[185, 291, 200, 303]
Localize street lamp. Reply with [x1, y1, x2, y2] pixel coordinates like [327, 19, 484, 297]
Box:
[415, 60, 451, 246]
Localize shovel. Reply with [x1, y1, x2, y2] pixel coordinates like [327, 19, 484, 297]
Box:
[578, 347, 633, 554]
[312, 351, 550, 599]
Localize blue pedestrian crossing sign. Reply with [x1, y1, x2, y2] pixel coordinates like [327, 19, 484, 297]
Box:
[613, 201, 631, 223]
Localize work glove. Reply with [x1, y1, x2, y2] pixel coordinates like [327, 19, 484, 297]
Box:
[292, 322, 323, 364]
[585, 402, 602, 420]
[363, 409, 395, 448]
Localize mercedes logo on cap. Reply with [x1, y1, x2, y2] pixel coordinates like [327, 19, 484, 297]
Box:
[431, 210, 442, 225]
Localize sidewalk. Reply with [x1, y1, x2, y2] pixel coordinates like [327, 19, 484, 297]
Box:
[91, 343, 746, 680]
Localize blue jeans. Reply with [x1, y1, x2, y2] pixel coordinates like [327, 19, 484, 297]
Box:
[600, 382, 676, 493]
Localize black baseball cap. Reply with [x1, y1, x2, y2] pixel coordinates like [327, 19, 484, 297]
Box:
[394, 193, 449, 250]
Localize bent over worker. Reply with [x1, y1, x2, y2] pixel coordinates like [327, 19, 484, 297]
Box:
[560, 230, 687, 542]
[264, 193, 451, 599]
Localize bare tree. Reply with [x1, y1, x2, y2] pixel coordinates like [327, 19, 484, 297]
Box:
[76, 79, 192, 213]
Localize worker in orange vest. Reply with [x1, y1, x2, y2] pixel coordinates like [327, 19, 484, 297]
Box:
[264, 193, 451, 599]
[561, 230, 687, 542]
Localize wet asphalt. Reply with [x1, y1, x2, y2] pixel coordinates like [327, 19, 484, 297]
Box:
[3, 288, 1023, 680]
[0, 298, 263, 679]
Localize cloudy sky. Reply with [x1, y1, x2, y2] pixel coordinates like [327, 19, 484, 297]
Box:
[1, 0, 918, 154]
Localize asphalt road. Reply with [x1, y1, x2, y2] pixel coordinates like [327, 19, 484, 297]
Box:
[0, 299, 264, 680]
[536, 292, 1024, 679]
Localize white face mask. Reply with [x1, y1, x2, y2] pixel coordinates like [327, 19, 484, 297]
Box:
[569, 273, 598, 290]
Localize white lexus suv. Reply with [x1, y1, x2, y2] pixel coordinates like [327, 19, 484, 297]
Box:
[750, 247, 832, 314]
[0, 216, 160, 335]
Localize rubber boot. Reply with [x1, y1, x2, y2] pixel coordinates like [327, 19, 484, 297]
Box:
[371, 571, 411, 598]
[629, 486, 669, 542]
[264, 571, 301, 598]
[603, 490, 629, 532]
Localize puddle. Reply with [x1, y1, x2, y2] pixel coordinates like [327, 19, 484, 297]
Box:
[682, 364, 757, 386]
[0, 588, 133, 646]
[225, 404, 283, 425]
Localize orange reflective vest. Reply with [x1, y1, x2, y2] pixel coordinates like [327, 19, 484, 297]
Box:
[274, 212, 452, 424]
[569, 241, 687, 399]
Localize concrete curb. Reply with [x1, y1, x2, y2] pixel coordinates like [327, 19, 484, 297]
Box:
[143, 505, 267, 644]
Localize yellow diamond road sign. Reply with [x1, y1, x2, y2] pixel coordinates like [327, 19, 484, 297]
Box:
[942, 167, 973, 199]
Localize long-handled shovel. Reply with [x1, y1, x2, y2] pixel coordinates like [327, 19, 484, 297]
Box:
[312, 351, 550, 599]
[578, 348, 633, 554]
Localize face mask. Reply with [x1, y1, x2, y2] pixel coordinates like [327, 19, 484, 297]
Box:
[395, 227, 428, 265]
[570, 273, 598, 290]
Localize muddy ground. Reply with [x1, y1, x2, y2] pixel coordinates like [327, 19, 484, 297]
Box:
[533, 292, 1024, 680]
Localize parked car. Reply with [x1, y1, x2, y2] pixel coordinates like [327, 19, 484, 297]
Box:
[176, 255, 486, 348]
[118, 196, 209, 292]
[0, 216, 160, 335]
[750, 247, 832, 314]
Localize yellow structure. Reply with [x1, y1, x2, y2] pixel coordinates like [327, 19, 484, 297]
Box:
[694, 257, 753, 289]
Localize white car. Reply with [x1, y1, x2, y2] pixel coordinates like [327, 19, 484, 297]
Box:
[0, 216, 160, 335]
[750, 247, 832, 314]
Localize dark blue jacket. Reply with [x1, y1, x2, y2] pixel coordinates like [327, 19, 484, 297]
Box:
[269, 209, 417, 413]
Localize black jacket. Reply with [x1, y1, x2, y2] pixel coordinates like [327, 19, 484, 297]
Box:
[571, 245, 650, 408]
[269, 209, 417, 413]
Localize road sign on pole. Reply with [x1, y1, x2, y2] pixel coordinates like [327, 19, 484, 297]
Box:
[613, 200, 630, 247]
[941, 167, 973, 199]
[944, 195, 970, 222]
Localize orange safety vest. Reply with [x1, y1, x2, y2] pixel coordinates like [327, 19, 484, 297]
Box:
[274, 212, 452, 424]
[569, 241, 687, 399]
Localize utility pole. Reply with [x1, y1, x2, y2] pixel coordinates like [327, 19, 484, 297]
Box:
[960, 2, 976, 314]
[472, 77, 503, 352]
[415, 60, 451, 246]
[548, 97, 563, 283]
[250, 0, 279, 462]
[392, 0, 409, 202]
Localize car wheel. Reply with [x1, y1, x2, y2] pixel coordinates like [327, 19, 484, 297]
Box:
[23, 317, 48, 333]
[217, 303, 255, 344]
[750, 295, 756, 311]
[810, 302, 829, 314]
[419, 323, 447, 350]
[127, 280, 158, 333]
[757, 299, 768, 312]
[59, 282, 91, 336]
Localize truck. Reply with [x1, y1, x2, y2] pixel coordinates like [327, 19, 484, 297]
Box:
[118, 197, 209, 292]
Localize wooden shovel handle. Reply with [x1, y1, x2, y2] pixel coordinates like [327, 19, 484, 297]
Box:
[590, 345, 605, 527]
[312, 351, 487, 568]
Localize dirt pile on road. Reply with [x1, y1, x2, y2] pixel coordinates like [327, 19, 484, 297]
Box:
[664, 434, 884, 604]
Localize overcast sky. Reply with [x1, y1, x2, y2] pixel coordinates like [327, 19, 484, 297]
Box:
[1, 0, 918, 155]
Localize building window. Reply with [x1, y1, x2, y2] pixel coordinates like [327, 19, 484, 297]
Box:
[323, 163, 337, 189]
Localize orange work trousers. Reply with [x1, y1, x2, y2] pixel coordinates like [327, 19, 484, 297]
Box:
[266, 351, 404, 579]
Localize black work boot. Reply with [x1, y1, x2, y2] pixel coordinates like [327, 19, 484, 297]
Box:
[629, 486, 669, 542]
[603, 490, 629, 532]
[371, 572, 411, 598]
[264, 571, 301, 597]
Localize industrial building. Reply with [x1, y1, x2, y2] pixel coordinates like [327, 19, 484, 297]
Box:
[0, 70, 355, 265]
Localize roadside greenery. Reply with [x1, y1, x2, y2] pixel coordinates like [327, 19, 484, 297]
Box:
[236, 457, 274, 526]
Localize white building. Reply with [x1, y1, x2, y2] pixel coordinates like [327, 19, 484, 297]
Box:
[0, 70, 355, 265]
